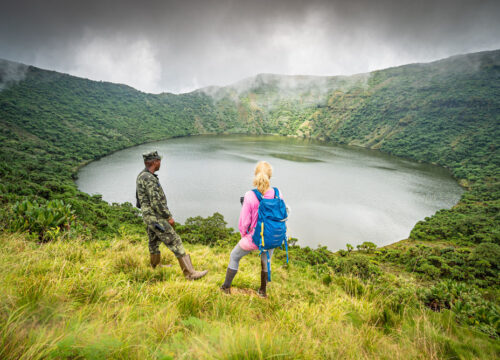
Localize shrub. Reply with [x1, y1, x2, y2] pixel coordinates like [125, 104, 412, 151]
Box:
[334, 255, 382, 279]
[10, 199, 75, 241]
[417, 262, 441, 280]
[289, 245, 381, 278]
[419, 280, 500, 338]
[357, 241, 377, 253]
[381, 243, 499, 287]
[289, 245, 334, 267]
[469, 242, 500, 270]
[177, 212, 235, 246]
[338, 249, 348, 257]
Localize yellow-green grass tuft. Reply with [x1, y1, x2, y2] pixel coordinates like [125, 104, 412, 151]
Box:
[0, 232, 498, 359]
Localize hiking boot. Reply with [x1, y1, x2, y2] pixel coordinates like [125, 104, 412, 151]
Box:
[220, 268, 238, 294]
[177, 254, 208, 280]
[258, 271, 268, 298]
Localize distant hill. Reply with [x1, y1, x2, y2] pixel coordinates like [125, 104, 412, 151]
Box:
[200, 50, 500, 183]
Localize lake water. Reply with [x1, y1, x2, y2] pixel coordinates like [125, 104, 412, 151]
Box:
[76, 135, 463, 250]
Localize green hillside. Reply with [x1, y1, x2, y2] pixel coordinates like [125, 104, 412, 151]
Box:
[207, 51, 499, 181]
[0, 50, 499, 358]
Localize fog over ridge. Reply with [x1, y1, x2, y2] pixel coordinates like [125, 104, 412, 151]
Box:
[1, 47, 497, 99]
[1, 0, 499, 93]
[0, 0, 500, 93]
[0, 59, 29, 92]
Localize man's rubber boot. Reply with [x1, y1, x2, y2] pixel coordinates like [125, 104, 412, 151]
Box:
[150, 253, 172, 269]
[150, 253, 161, 269]
[258, 271, 268, 298]
[177, 254, 208, 280]
[220, 268, 238, 294]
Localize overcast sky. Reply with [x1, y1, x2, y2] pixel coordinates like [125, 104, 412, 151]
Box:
[1, 0, 499, 93]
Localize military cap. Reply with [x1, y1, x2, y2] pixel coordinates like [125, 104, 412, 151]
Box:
[142, 150, 162, 161]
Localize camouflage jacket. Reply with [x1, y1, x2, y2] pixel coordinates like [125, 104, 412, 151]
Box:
[136, 168, 172, 225]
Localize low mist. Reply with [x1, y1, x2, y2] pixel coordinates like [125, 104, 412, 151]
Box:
[0, 59, 28, 91]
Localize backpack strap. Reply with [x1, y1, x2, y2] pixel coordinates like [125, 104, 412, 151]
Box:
[254, 188, 281, 200]
[262, 241, 288, 283]
[252, 189, 263, 202]
[285, 237, 289, 264]
[266, 250, 272, 282]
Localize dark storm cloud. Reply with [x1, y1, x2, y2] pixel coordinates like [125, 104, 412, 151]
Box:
[1, 0, 499, 93]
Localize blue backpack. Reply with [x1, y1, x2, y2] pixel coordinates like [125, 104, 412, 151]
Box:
[252, 187, 289, 281]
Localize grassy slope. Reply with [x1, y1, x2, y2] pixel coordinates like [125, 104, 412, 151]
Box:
[1, 233, 498, 360]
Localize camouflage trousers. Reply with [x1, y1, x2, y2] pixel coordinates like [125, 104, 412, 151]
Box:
[146, 218, 186, 258]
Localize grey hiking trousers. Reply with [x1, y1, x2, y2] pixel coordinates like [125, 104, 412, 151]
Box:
[228, 244, 274, 272]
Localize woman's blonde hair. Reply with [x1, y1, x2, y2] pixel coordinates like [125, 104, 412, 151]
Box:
[253, 161, 273, 194]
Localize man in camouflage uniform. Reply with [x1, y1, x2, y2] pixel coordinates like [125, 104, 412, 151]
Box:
[136, 151, 208, 280]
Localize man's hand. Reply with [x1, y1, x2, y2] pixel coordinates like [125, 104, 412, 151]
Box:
[168, 218, 175, 227]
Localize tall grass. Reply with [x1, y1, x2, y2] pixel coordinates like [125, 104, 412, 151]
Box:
[0, 232, 498, 359]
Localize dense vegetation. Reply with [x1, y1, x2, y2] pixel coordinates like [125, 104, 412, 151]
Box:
[0, 50, 499, 358]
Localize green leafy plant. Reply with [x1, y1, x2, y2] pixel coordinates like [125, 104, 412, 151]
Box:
[10, 199, 75, 241]
[419, 280, 500, 338]
[356, 241, 377, 253]
[177, 212, 236, 246]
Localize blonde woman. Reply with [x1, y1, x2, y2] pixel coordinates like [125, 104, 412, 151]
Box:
[221, 161, 283, 297]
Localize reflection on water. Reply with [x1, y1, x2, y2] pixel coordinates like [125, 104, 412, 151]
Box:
[76, 135, 463, 250]
[370, 165, 398, 171]
[269, 153, 323, 162]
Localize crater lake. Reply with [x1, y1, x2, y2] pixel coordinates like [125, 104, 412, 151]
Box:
[76, 135, 463, 250]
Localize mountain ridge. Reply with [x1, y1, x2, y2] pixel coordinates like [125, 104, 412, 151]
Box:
[3, 48, 499, 96]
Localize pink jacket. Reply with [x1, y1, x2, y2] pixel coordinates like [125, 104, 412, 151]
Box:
[238, 188, 277, 251]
